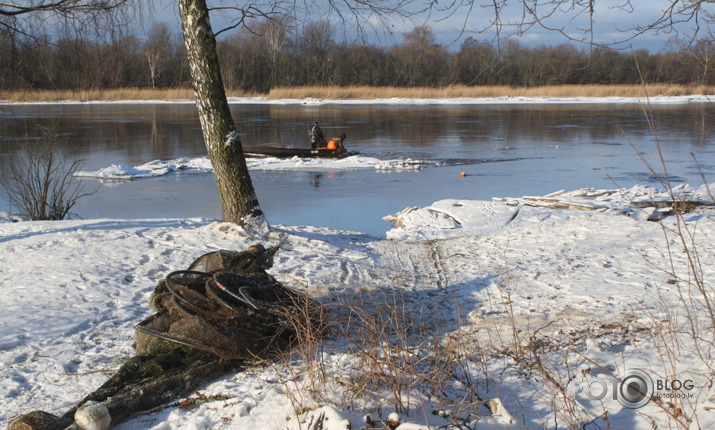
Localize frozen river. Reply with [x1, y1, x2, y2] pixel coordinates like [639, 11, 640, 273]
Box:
[0, 99, 713, 236]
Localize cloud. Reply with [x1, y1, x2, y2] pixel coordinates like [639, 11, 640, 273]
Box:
[408, 0, 696, 51]
[149, 0, 695, 52]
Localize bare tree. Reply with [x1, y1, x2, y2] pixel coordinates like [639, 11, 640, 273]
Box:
[455, 37, 500, 85]
[0, 1, 133, 42]
[260, 17, 290, 88]
[689, 36, 715, 85]
[0, 1, 134, 91]
[178, 0, 265, 228]
[393, 26, 449, 86]
[144, 22, 174, 88]
[299, 20, 336, 86]
[0, 128, 93, 220]
[431, 0, 715, 48]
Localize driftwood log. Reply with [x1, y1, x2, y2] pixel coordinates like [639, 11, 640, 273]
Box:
[9, 245, 321, 430]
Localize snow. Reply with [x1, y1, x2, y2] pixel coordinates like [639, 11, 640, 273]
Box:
[236, 95, 713, 106]
[2, 94, 711, 107]
[224, 129, 240, 149]
[75, 401, 111, 430]
[74, 155, 433, 180]
[384, 183, 715, 240]
[74, 158, 214, 180]
[2, 181, 715, 429]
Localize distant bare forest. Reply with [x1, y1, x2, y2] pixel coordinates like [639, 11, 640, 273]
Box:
[2, 21, 712, 92]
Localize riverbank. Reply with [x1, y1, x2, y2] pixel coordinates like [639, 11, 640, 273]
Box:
[2, 183, 715, 429]
[2, 84, 714, 103]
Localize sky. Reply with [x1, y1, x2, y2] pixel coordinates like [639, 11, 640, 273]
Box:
[149, 0, 706, 52]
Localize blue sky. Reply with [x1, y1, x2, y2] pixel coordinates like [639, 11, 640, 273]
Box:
[151, 0, 704, 52]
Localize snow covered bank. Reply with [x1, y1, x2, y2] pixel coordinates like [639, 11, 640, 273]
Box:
[384, 183, 715, 240]
[2, 184, 714, 429]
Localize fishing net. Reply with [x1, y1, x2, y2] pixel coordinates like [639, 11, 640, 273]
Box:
[9, 245, 324, 430]
[136, 247, 318, 361]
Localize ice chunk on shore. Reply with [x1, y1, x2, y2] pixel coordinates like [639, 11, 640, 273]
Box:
[385, 200, 520, 240]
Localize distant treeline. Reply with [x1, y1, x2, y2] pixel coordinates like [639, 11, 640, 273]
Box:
[1, 21, 712, 92]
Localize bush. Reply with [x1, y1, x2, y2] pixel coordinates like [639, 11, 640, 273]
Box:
[0, 127, 93, 220]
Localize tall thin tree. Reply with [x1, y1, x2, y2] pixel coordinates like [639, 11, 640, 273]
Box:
[178, 0, 266, 228]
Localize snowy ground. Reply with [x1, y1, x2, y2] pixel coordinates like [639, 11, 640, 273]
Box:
[2, 181, 715, 429]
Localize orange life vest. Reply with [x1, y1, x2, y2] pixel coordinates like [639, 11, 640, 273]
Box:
[327, 136, 343, 151]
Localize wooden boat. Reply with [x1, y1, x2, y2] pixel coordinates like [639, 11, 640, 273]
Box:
[242, 145, 353, 158]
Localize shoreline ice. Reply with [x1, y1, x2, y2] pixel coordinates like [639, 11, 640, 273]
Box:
[74, 155, 437, 180]
[0, 94, 711, 106]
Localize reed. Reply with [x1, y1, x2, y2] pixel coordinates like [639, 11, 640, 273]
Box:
[2, 84, 713, 102]
[267, 84, 715, 99]
[0, 87, 258, 102]
[0, 88, 191, 102]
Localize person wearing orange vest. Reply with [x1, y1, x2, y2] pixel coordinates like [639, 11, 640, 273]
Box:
[326, 134, 347, 152]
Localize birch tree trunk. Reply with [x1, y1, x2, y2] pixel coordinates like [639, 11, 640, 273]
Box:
[178, 0, 266, 228]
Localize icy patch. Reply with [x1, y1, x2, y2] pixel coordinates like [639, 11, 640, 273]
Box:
[74, 155, 433, 180]
[74, 158, 214, 180]
[247, 155, 431, 171]
[385, 199, 520, 240]
[0, 212, 22, 223]
[301, 97, 323, 104]
[221, 95, 711, 106]
[384, 206, 462, 230]
[497, 183, 715, 217]
[385, 183, 715, 240]
[6, 95, 711, 107]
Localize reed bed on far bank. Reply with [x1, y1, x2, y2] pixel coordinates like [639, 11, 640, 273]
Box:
[2, 84, 714, 102]
[0, 87, 262, 102]
[0, 88, 195, 102]
[268, 84, 715, 99]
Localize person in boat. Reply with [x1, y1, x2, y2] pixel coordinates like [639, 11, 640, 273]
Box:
[326, 134, 347, 153]
[309, 122, 327, 149]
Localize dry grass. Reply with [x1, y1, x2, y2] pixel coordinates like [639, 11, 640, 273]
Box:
[268, 84, 715, 100]
[275, 289, 492, 428]
[0, 87, 260, 102]
[2, 84, 713, 102]
[0, 88, 194, 102]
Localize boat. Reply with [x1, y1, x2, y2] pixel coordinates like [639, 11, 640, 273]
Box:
[241, 145, 355, 158]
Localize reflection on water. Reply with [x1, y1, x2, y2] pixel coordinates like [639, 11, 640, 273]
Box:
[0, 102, 713, 236]
[0, 104, 207, 168]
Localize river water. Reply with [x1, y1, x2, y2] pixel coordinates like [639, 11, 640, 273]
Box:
[0, 101, 713, 237]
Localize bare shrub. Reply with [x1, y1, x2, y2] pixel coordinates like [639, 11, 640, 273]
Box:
[0, 127, 93, 220]
[275, 287, 494, 428]
[607, 94, 715, 427]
